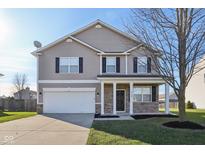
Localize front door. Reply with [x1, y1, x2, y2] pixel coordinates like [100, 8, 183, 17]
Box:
[116, 90, 125, 112]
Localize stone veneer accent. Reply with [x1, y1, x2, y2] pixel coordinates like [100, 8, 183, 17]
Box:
[95, 104, 101, 114]
[103, 84, 130, 114]
[37, 104, 43, 114]
[103, 84, 160, 114]
[133, 102, 159, 113]
[104, 84, 113, 114]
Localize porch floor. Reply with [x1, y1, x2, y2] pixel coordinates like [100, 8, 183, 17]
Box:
[95, 115, 135, 121]
[94, 112, 176, 121]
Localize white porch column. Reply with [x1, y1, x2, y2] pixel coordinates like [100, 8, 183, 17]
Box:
[165, 83, 170, 114]
[113, 82, 117, 115]
[129, 82, 133, 115]
[101, 81, 104, 115]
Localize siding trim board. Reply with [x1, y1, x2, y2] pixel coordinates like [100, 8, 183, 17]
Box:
[38, 80, 100, 83]
[97, 74, 162, 78]
[43, 87, 96, 92]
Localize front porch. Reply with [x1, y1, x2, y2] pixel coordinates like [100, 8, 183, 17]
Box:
[98, 77, 170, 115]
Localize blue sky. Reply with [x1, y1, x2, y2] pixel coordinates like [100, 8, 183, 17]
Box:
[0, 8, 131, 96]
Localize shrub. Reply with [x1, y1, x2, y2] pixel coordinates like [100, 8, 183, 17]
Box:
[186, 101, 196, 109]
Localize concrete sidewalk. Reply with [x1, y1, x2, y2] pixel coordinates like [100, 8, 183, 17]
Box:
[0, 114, 94, 145]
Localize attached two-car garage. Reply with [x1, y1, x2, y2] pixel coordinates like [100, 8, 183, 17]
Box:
[43, 88, 95, 113]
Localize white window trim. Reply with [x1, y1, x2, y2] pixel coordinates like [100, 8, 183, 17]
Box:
[137, 56, 148, 74]
[133, 86, 152, 103]
[59, 57, 79, 74]
[106, 57, 116, 73]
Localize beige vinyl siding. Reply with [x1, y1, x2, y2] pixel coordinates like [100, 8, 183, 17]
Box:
[127, 49, 158, 75]
[39, 40, 100, 80]
[73, 25, 138, 52]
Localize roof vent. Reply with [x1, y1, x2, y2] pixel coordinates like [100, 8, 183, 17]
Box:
[95, 24, 102, 29]
[66, 38, 73, 43]
[139, 46, 146, 50]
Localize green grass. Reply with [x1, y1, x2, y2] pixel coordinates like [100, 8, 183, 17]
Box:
[0, 112, 37, 123]
[87, 109, 205, 145]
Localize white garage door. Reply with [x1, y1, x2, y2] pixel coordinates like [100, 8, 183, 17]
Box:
[43, 88, 95, 113]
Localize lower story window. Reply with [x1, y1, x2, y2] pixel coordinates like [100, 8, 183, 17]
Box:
[133, 86, 152, 102]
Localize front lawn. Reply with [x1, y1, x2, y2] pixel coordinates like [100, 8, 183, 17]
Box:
[0, 112, 37, 123]
[87, 109, 205, 145]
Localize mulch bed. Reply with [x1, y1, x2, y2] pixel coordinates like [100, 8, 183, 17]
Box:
[131, 114, 178, 120]
[95, 114, 119, 118]
[163, 121, 205, 130]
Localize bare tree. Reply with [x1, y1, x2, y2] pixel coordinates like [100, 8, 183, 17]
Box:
[13, 73, 28, 99]
[126, 9, 205, 121]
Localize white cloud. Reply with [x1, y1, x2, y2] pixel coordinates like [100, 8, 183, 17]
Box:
[0, 82, 17, 96]
[0, 47, 36, 96]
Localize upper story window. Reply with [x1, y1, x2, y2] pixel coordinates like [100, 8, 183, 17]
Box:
[106, 57, 116, 73]
[133, 56, 151, 73]
[59, 57, 79, 73]
[133, 86, 152, 102]
[138, 57, 147, 73]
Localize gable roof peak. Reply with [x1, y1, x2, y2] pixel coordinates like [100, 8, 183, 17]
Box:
[31, 19, 140, 56]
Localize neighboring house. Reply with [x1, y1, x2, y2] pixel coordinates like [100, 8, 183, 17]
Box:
[159, 92, 178, 108]
[14, 87, 37, 100]
[186, 56, 205, 109]
[31, 19, 170, 114]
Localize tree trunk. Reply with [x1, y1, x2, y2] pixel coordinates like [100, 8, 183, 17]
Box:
[178, 87, 186, 121]
[177, 9, 187, 122]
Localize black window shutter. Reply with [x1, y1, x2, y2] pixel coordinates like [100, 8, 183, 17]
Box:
[116, 57, 120, 73]
[133, 57, 138, 73]
[102, 57, 106, 73]
[147, 57, 151, 73]
[152, 86, 157, 102]
[79, 57, 83, 73]
[55, 57, 59, 73]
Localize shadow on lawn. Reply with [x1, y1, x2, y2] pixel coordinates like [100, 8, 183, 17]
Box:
[172, 110, 205, 124]
[91, 117, 205, 145]
[0, 112, 10, 117]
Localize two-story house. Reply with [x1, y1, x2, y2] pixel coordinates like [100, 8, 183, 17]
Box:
[31, 20, 170, 115]
[14, 87, 37, 100]
[186, 55, 205, 109]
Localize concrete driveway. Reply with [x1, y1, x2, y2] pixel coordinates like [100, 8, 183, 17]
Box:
[0, 114, 94, 145]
